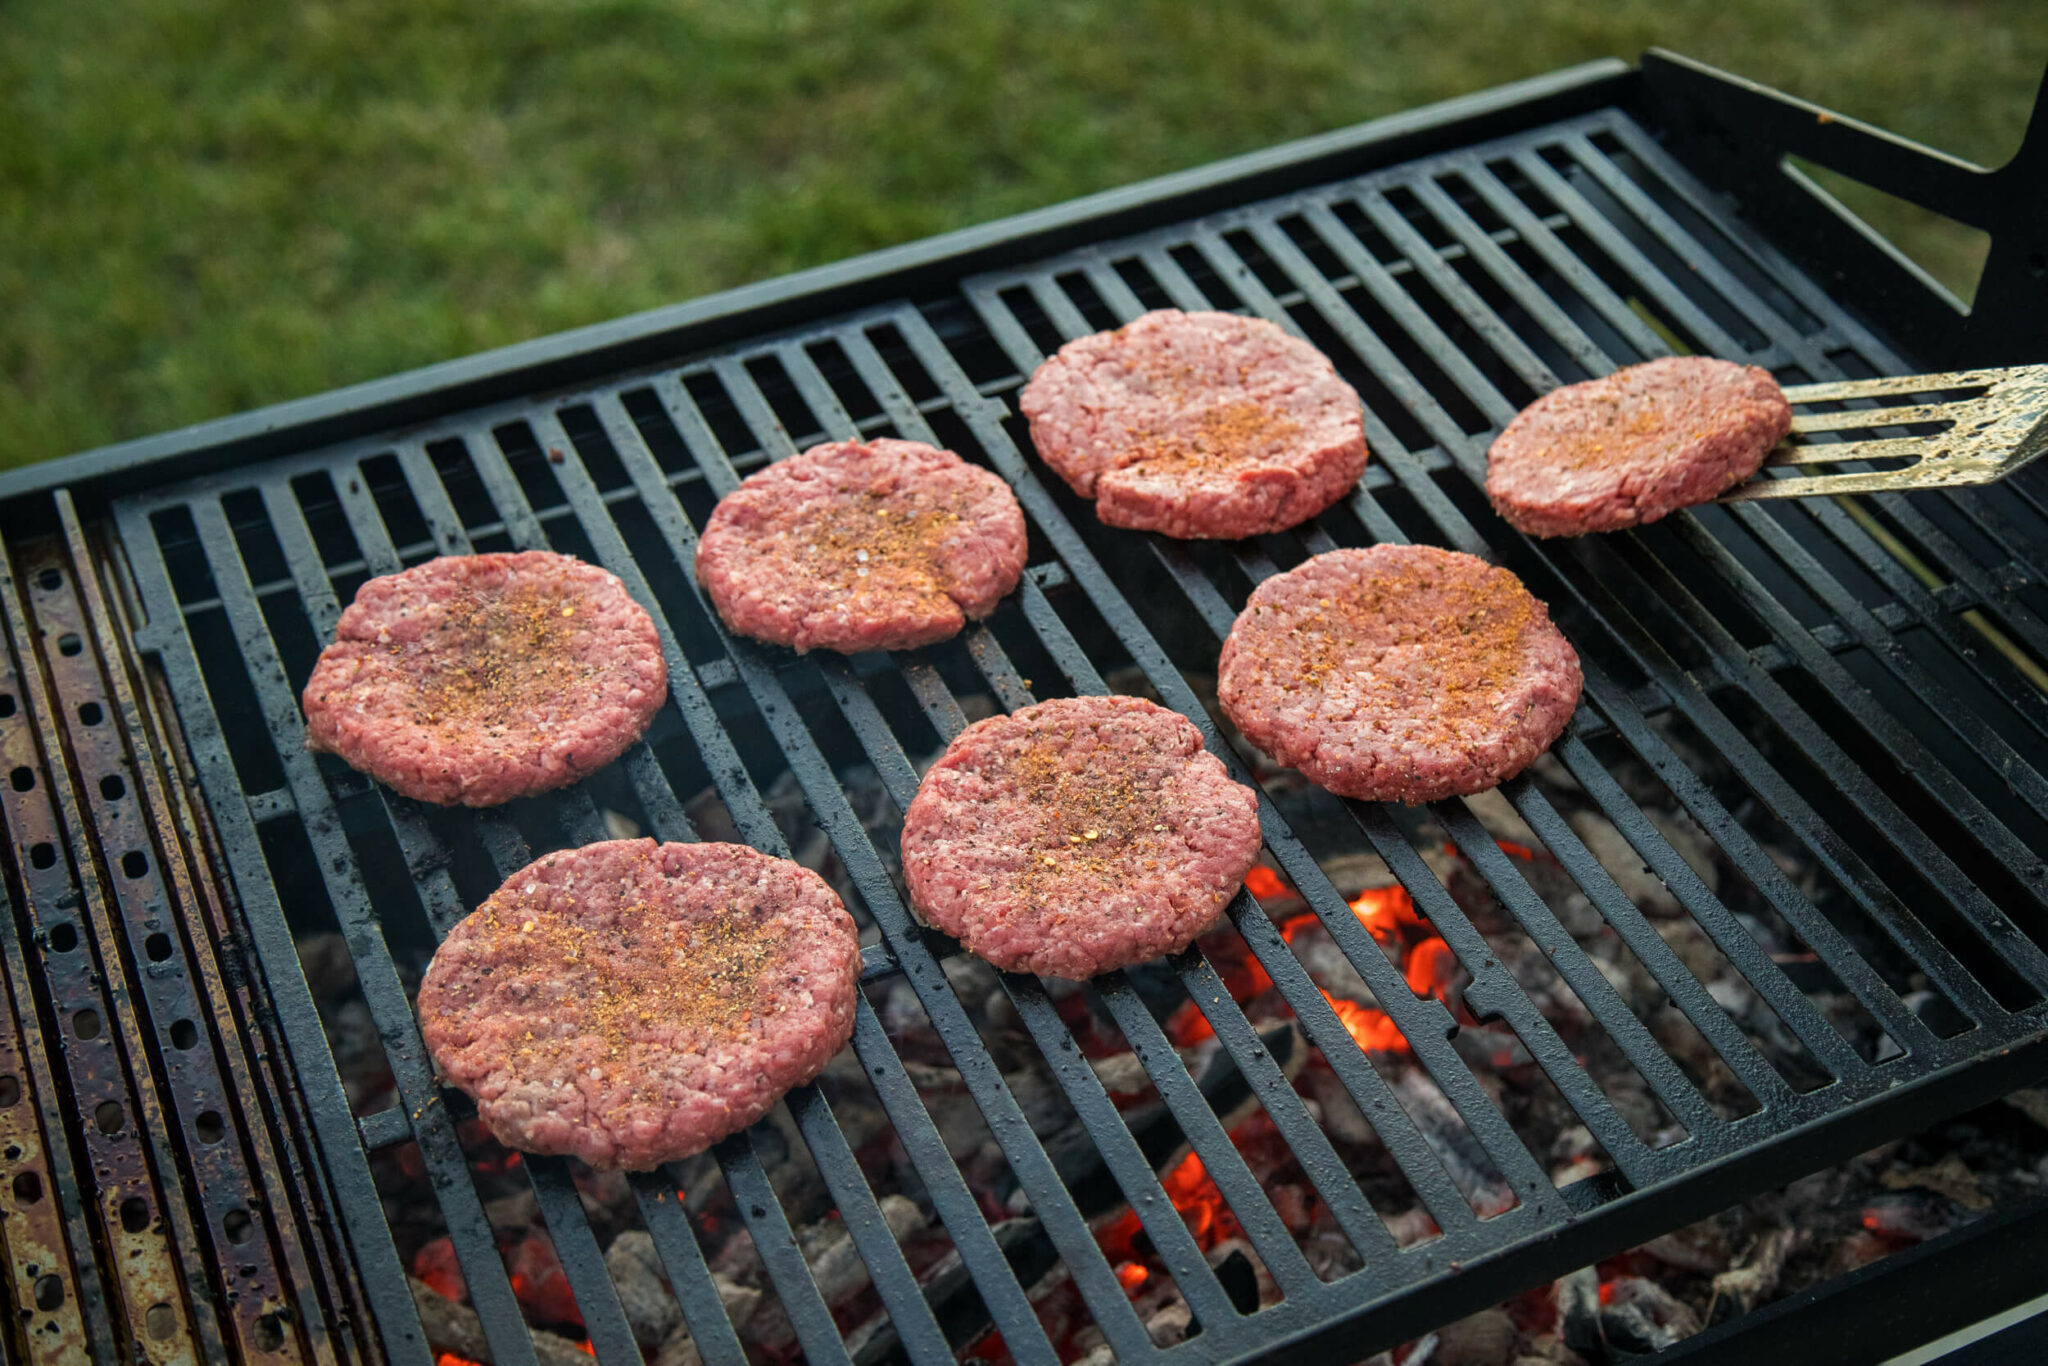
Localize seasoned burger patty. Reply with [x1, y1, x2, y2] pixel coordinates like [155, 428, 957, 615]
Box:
[417, 840, 860, 1171]
[1218, 546, 1581, 804]
[1019, 309, 1368, 539]
[900, 695, 1262, 978]
[302, 551, 666, 806]
[1485, 357, 1792, 536]
[695, 438, 1027, 653]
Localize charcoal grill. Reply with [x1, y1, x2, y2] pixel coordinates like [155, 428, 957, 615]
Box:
[4, 48, 2048, 1366]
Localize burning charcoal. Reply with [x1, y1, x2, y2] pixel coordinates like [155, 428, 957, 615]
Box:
[1554, 1266, 1601, 1357]
[329, 999, 391, 1107]
[1643, 1217, 1729, 1274]
[296, 932, 358, 1003]
[1383, 1208, 1440, 1248]
[411, 1235, 466, 1302]
[1303, 1229, 1363, 1281]
[1567, 811, 1682, 918]
[1512, 1334, 1589, 1366]
[606, 1230, 683, 1347]
[1395, 1333, 1441, 1366]
[1145, 1293, 1193, 1347]
[484, 1188, 541, 1236]
[1708, 1225, 1798, 1322]
[1598, 1276, 1700, 1353]
[511, 1234, 584, 1328]
[2005, 1088, 2048, 1131]
[1307, 1067, 1378, 1147]
[751, 1193, 927, 1351]
[1393, 1071, 1515, 1215]
[1433, 1307, 1517, 1366]
[655, 1327, 703, 1366]
[1090, 1051, 1150, 1096]
[1879, 1153, 1992, 1210]
[1858, 1192, 1952, 1244]
[1205, 1238, 1264, 1312]
[410, 1276, 593, 1366]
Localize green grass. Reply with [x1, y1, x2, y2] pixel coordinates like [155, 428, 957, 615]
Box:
[2, 1, 2042, 466]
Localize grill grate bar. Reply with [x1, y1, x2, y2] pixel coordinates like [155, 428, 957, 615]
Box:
[911, 297, 1546, 1232]
[0, 539, 215, 1362]
[955, 284, 1595, 1208]
[815, 336, 1396, 1292]
[1153, 233, 1762, 1147]
[761, 341, 1318, 1308]
[1531, 138, 2048, 989]
[82, 89, 2048, 1366]
[1260, 183, 2047, 1044]
[661, 349, 1255, 1335]
[1192, 172, 2031, 1025]
[290, 454, 757, 1366]
[508, 405, 963, 1365]
[0, 883, 100, 1363]
[591, 375, 1162, 1359]
[49, 504, 336, 1363]
[354, 435, 818, 1366]
[172, 492, 539, 1365]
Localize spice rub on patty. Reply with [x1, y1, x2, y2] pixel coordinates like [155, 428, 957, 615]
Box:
[301, 551, 667, 806]
[416, 839, 861, 1171]
[1218, 545, 1582, 804]
[1485, 356, 1793, 536]
[1019, 308, 1369, 539]
[900, 695, 1263, 979]
[695, 437, 1027, 654]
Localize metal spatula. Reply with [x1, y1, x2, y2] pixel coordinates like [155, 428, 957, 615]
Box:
[1719, 364, 2048, 501]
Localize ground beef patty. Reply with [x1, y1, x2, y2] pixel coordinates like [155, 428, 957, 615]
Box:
[1485, 357, 1792, 536]
[696, 438, 1027, 654]
[1218, 546, 1581, 804]
[1019, 309, 1368, 539]
[302, 552, 666, 807]
[901, 695, 1262, 979]
[417, 840, 860, 1171]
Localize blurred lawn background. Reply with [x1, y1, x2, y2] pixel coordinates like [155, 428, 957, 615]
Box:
[2, 1, 2042, 467]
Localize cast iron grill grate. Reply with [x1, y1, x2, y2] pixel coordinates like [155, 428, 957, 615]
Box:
[12, 78, 2048, 1366]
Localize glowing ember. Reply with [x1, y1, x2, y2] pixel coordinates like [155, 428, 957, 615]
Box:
[1324, 994, 1409, 1053]
[1445, 837, 1553, 864]
[1244, 866, 1291, 900]
[1115, 1261, 1149, 1294]
[1349, 885, 1425, 939]
[436, 1356, 485, 1366]
[1404, 937, 1461, 1002]
[1161, 1151, 1243, 1249]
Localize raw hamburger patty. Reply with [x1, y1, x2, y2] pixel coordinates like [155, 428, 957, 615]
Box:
[1019, 309, 1369, 539]
[900, 695, 1262, 979]
[417, 839, 860, 1171]
[696, 438, 1027, 653]
[1218, 546, 1581, 804]
[1485, 357, 1792, 536]
[302, 551, 666, 807]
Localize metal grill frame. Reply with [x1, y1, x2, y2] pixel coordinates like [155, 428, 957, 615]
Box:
[8, 52, 2048, 1366]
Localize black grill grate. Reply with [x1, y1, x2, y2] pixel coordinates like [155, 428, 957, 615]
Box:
[83, 97, 2048, 1366]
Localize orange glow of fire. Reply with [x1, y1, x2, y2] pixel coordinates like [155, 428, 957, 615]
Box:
[1114, 1261, 1149, 1294]
[1244, 866, 1291, 901]
[1349, 885, 1425, 940]
[436, 1356, 486, 1366]
[1162, 1152, 1243, 1249]
[1445, 838, 1552, 864]
[1324, 994, 1409, 1053]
